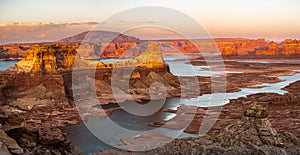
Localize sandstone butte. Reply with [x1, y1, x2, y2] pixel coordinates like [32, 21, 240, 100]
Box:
[11, 42, 165, 73]
[0, 42, 175, 104]
[1, 39, 300, 59]
[0, 40, 180, 144]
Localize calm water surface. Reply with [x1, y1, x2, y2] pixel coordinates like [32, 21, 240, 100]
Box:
[1, 58, 299, 154]
[63, 55, 300, 154]
[0, 60, 18, 71]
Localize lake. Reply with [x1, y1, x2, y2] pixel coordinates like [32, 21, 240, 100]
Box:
[2, 58, 299, 154]
[0, 60, 18, 71]
[63, 55, 300, 154]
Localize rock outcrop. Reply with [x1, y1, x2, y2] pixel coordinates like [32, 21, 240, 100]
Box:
[96, 104, 300, 155]
[0, 108, 83, 155]
[280, 39, 300, 55]
[209, 104, 283, 147]
[0, 41, 181, 154]
[0, 42, 181, 128]
[0, 44, 30, 60]
[283, 80, 300, 96]
[13, 44, 77, 73]
[0, 124, 23, 154]
[0, 42, 167, 101]
[117, 42, 165, 68]
[2, 124, 83, 155]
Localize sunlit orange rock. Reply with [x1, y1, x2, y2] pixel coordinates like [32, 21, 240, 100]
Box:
[255, 42, 279, 55]
[221, 46, 237, 55]
[280, 39, 300, 55]
[15, 44, 77, 73]
[1, 37, 300, 59]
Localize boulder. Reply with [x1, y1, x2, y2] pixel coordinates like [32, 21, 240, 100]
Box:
[4, 123, 83, 155]
[0, 109, 23, 127]
[0, 125, 23, 154]
[38, 124, 65, 145]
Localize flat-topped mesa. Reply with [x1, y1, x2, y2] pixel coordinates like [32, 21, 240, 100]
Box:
[116, 42, 165, 68]
[13, 44, 77, 73]
[11, 42, 166, 72]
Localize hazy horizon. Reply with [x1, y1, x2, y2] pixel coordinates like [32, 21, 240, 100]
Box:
[1, 0, 300, 44]
[0, 27, 296, 45]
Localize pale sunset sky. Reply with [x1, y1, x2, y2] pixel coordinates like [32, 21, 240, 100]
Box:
[0, 0, 299, 44]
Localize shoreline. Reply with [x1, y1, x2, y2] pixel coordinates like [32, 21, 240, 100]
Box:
[1, 55, 300, 154]
[62, 71, 300, 154]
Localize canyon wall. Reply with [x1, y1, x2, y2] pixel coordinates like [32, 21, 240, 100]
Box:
[218, 39, 300, 55]
[0, 42, 181, 130]
[1, 39, 300, 59]
[0, 42, 175, 103]
[14, 44, 77, 73]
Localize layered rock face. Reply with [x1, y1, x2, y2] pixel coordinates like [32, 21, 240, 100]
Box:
[117, 42, 165, 68]
[254, 39, 300, 55]
[0, 42, 174, 103]
[14, 44, 77, 73]
[73, 42, 182, 105]
[0, 42, 179, 154]
[283, 80, 300, 96]
[0, 42, 179, 125]
[1, 37, 300, 60]
[0, 44, 30, 60]
[280, 39, 300, 55]
[212, 39, 300, 55]
[76, 42, 141, 59]
[0, 44, 79, 104]
[218, 39, 269, 55]
[96, 38, 300, 56]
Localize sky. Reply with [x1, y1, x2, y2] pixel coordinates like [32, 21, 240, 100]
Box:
[0, 0, 300, 43]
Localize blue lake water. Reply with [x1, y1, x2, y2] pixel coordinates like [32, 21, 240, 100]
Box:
[1, 58, 300, 154]
[0, 61, 18, 71]
[64, 72, 300, 155]
[63, 55, 300, 154]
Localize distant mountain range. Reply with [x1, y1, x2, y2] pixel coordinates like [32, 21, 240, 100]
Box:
[57, 30, 140, 43]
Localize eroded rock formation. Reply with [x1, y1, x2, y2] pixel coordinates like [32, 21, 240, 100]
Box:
[0, 109, 83, 155]
[95, 104, 300, 155]
[1, 35, 300, 60]
[13, 44, 77, 73]
[0, 41, 179, 154]
[0, 42, 181, 127]
[14, 124, 83, 155]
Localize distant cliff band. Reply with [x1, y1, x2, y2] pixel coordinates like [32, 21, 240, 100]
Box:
[1, 39, 300, 60]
